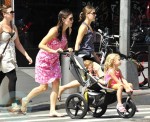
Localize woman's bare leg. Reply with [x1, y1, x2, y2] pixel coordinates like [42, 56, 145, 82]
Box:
[27, 84, 48, 100]
[21, 84, 48, 113]
[50, 79, 63, 117]
[58, 80, 80, 97]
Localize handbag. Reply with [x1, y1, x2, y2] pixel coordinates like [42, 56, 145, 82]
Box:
[0, 37, 11, 63]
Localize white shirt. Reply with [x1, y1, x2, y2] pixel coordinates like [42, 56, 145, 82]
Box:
[0, 25, 17, 73]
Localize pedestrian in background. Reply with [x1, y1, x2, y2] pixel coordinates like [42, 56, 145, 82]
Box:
[21, 9, 73, 117]
[0, 5, 33, 109]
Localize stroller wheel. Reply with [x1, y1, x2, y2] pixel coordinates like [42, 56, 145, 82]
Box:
[117, 98, 136, 118]
[65, 93, 88, 119]
[88, 105, 107, 118]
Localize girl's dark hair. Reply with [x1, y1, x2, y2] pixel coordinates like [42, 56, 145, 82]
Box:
[0, 4, 11, 18]
[79, 5, 95, 22]
[57, 9, 72, 41]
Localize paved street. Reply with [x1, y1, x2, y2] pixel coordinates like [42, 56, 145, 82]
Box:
[0, 105, 150, 122]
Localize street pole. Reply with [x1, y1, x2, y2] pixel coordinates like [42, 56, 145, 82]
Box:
[148, 46, 150, 88]
[11, 0, 14, 24]
[119, 0, 139, 89]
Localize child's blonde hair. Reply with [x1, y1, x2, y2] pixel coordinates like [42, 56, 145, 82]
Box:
[104, 53, 120, 73]
[84, 60, 93, 69]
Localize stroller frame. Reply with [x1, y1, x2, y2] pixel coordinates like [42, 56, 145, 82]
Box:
[62, 52, 136, 119]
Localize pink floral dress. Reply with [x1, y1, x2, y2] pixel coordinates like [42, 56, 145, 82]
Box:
[35, 35, 67, 84]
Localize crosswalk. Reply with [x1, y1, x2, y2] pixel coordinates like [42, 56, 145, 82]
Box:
[0, 106, 150, 122]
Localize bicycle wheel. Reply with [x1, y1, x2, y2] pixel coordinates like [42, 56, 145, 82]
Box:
[134, 51, 148, 86]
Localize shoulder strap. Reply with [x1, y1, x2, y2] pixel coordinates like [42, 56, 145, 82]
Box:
[82, 22, 90, 29]
[1, 38, 11, 54]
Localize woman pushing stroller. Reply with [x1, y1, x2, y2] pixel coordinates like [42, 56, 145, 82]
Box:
[58, 4, 103, 100]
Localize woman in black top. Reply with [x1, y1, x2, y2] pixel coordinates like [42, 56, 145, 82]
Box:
[75, 5, 100, 63]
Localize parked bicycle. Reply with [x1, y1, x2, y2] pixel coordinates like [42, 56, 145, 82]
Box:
[94, 28, 149, 87]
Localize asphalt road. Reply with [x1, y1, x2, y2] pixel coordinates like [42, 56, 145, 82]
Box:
[0, 105, 150, 122]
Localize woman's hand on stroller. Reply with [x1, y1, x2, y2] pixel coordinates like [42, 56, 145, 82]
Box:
[56, 48, 63, 53]
[57, 49, 70, 56]
[67, 48, 73, 52]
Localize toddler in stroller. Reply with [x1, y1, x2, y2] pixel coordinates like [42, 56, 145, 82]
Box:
[61, 51, 137, 119]
[83, 60, 106, 86]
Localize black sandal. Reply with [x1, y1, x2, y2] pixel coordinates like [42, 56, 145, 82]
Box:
[57, 96, 61, 101]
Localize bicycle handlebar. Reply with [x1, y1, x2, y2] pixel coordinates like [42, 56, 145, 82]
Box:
[114, 35, 120, 38]
[98, 29, 120, 39]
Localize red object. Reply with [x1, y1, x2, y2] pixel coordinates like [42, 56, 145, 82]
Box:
[146, 1, 150, 20]
[22, 22, 32, 32]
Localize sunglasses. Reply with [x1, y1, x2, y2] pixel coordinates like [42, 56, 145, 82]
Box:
[69, 17, 74, 21]
[5, 11, 15, 14]
[89, 12, 96, 15]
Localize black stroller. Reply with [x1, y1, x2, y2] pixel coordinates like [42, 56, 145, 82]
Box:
[61, 52, 136, 119]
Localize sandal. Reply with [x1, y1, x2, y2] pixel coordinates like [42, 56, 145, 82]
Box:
[57, 96, 61, 102]
[21, 97, 28, 115]
[58, 86, 64, 102]
[116, 104, 126, 113]
[8, 103, 20, 113]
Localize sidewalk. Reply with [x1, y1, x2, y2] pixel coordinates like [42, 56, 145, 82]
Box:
[0, 67, 150, 111]
[20, 68, 150, 110]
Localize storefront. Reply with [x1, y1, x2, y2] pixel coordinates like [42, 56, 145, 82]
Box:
[1, 0, 150, 66]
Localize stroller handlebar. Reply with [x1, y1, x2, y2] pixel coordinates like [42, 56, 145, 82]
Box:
[58, 50, 70, 55]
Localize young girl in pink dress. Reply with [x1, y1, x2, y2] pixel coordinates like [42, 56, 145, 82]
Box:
[21, 9, 74, 117]
[104, 53, 133, 113]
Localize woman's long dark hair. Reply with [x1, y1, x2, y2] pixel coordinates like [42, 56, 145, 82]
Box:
[57, 9, 72, 41]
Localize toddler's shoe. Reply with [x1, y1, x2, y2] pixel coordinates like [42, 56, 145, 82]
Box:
[116, 104, 126, 113]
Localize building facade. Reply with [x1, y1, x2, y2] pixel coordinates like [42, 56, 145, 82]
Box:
[1, 0, 150, 66]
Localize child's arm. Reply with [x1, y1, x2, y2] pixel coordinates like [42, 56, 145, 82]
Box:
[119, 69, 133, 90]
[119, 69, 129, 84]
[109, 69, 123, 85]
